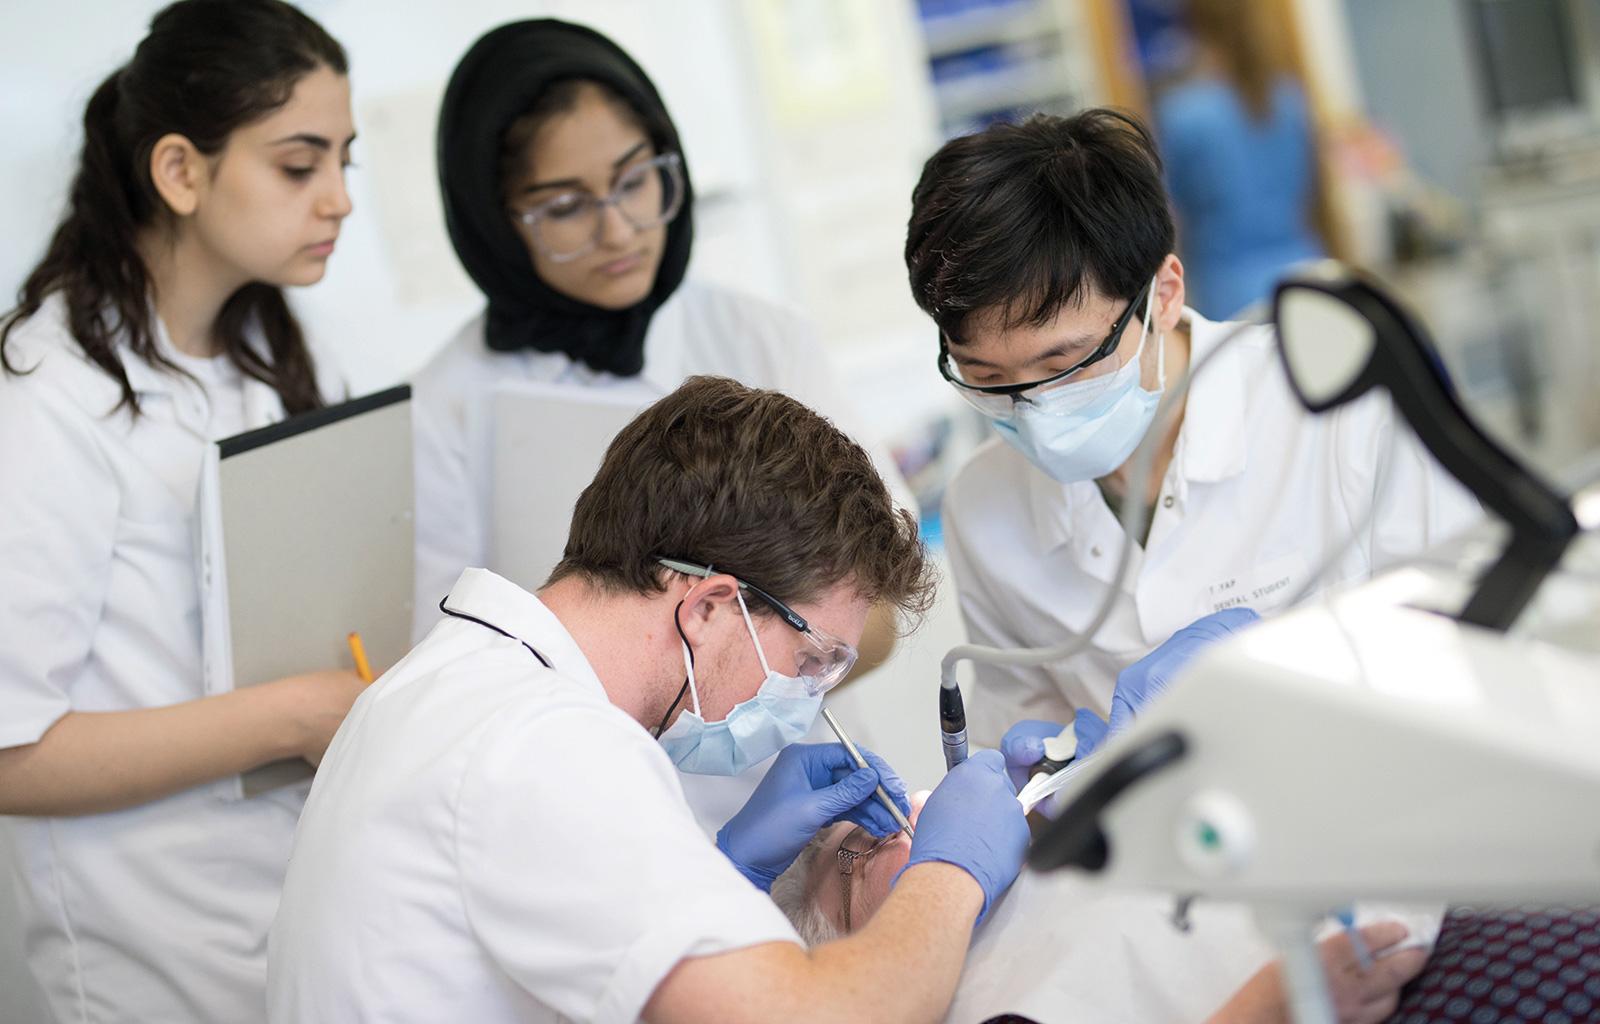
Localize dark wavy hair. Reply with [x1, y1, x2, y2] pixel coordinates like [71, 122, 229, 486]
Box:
[0, 0, 347, 416]
[905, 108, 1175, 339]
[550, 376, 936, 629]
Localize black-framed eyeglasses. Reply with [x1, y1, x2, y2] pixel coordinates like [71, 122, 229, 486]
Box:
[656, 557, 858, 694]
[937, 280, 1152, 418]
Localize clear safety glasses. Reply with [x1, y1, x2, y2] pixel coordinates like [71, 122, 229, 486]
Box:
[511, 152, 685, 263]
[837, 824, 896, 932]
[937, 280, 1152, 419]
[656, 557, 859, 696]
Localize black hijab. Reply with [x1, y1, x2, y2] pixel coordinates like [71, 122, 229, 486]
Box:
[437, 20, 694, 377]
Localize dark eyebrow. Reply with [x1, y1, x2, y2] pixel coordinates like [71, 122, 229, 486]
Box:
[269, 132, 358, 151]
[1029, 336, 1101, 363]
[522, 140, 652, 195]
[946, 332, 1100, 371]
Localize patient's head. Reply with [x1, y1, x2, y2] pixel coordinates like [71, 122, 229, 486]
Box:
[771, 791, 928, 945]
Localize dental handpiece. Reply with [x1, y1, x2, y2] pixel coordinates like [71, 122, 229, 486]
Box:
[940, 680, 968, 771]
[821, 708, 914, 838]
[1032, 730, 1078, 778]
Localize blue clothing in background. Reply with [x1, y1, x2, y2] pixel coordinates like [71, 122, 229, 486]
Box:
[1155, 76, 1324, 320]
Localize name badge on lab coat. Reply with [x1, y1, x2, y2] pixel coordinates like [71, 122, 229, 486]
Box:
[1207, 553, 1306, 615]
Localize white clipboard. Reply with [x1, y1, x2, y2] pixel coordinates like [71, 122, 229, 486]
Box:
[198, 386, 414, 796]
[485, 380, 650, 592]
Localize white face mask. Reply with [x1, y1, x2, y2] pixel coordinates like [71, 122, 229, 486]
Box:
[991, 277, 1166, 483]
[657, 592, 824, 776]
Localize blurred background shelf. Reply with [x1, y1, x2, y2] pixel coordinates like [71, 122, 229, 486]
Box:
[920, 0, 1055, 59]
[914, 0, 1100, 136]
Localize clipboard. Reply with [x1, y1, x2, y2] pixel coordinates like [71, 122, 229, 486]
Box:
[198, 386, 414, 796]
[486, 380, 650, 592]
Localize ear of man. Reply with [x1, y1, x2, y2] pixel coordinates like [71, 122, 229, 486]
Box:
[672, 573, 751, 657]
[1153, 254, 1187, 334]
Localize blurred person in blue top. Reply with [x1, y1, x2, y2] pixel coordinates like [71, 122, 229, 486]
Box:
[1153, 0, 1324, 319]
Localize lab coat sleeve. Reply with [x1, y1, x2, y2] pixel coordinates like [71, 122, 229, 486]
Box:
[0, 374, 118, 748]
[409, 371, 486, 643]
[1334, 395, 1483, 574]
[454, 704, 798, 1024]
[942, 475, 1080, 746]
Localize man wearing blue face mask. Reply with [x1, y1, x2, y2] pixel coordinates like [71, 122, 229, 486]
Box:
[269, 376, 1032, 1024]
[904, 108, 1481, 753]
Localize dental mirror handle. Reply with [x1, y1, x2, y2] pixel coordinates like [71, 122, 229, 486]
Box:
[822, 708, 915, 838]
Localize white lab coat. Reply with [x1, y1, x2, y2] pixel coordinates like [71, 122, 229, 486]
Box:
[410, 280, 914, 642]
[943, 308, 1482, 746]
[943, 871, 1440, 1024]
[266, 568, 799, 1024]
[945, 873, 1272, 1023]
[0, 293, 338, 1023]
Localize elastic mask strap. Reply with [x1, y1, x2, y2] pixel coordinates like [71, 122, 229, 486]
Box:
[678, 599, 702, 718]
[735, 591, 774, 677]
[1142, 275, 1165, 392]
[680, 640, 702, 717]
[1156, 327, 1167, 391]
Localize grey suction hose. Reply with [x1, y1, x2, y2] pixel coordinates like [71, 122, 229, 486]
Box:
[937, 311, 1266, 694]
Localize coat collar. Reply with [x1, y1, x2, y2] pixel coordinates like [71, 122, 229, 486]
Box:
[439, 568, 606, 695]
[119, 301, 287, 437]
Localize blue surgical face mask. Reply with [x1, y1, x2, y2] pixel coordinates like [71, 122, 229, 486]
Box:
[992, 279, 1165, 484]
[658, 592, 823, 776]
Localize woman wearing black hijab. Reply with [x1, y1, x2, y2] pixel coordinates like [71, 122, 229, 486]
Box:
[412, 19, 910, 640]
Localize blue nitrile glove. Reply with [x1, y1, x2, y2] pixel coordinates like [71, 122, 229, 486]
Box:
[1106, 608, 1260, 736]
[998, 709, 1109, 787]
[1070, 707, 1110, 760]
[894, 749, 1028, 925]
[716, 741, 910, 891]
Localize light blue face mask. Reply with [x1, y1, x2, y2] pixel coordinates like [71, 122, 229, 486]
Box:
[657, 592, 823, 776]
[992, 279, 1166, 484]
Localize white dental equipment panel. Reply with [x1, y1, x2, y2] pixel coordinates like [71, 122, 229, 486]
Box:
[1043, 525, 1600, 908]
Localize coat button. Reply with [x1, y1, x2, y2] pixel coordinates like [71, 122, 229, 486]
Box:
[1090, 545, 1103, 557]
[1163, 495, 1175, 508]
